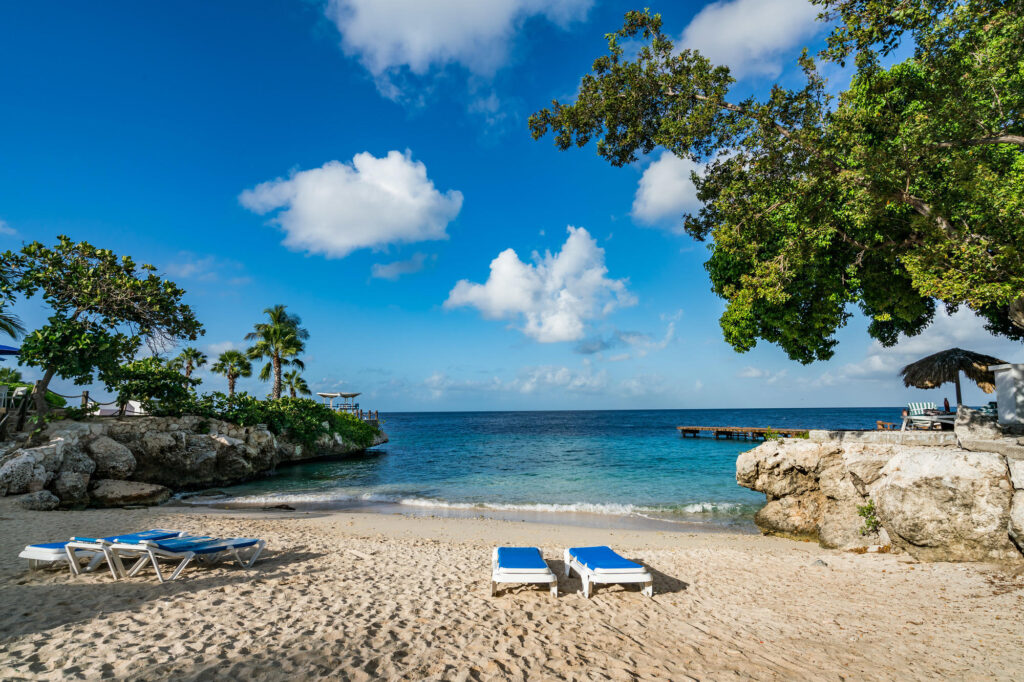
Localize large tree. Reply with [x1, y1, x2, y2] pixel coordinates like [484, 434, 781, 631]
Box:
[210, 349, 252, 397]
[246, 305, 308, 400]
[0, 236, 203, 414]
[281, 369, 311, 398]
[530, 1, 1023, 363]
[172, 346, 207, 379]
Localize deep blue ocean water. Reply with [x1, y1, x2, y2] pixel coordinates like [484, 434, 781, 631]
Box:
[198, 408, 903, 532]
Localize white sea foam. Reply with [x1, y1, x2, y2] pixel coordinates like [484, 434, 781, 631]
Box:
[183, 490, 748, 517]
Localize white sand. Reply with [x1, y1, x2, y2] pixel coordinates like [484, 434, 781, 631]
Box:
[1, 498, 1022, 681]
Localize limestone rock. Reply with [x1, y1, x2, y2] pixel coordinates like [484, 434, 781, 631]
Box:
[955, 407, 1003, 446]
[87, 436, 136, 479]
[1009, 492, 1024, 554]
[1009, 458, 1024, 490]
[59, 447, 96, 475]
[736, 440, 834, 498]
[873, 448, 1017, 562]
[53, 471, 90, 504]
[754, 495, 823, 540]
[19, 490, 60, 511]
[90, 479, 171, 507]
[0, 451, 51, 495]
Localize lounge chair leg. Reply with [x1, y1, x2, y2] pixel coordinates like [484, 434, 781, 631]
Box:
[582, 577, 591, 599]
[491, 581, 497, 597]
[550, 582, 558, 598]
[65, 546, 82, 577]
[644, 581, 653, 598]
[167, 552, 197, 582]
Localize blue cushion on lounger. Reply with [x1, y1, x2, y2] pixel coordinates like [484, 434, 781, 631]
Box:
[30, 541, 72, 550]
[71, 529, 181, 544]
[568, 546, 645, 573]
[151, 537, 259, 555]
[497, 547, 549, 573]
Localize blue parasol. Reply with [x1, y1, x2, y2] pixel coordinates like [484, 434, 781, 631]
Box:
[0, 344, 19, 362]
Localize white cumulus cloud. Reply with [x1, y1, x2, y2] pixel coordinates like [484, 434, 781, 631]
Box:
[680, 0, 822, 79]
[0, 219, 16, 236]
[326, 0, 592, 79]
[445, 226, 636, 343]
[239, 151, 463, 259]
[632, 152, 702, 231]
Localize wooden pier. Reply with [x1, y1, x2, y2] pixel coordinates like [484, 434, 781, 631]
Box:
[677, 425, 809, 440]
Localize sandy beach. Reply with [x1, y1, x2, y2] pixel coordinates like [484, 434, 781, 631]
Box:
[1, 498, 1022, 681]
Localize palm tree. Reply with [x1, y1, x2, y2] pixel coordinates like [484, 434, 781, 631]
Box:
[245, 305, 309, 400]
[0, 366, 22, 384]
[282, 369, 311, 398]
[173, 346, 208, 379]
[0, 311, 24, 339]
[210, 350, 252, 397]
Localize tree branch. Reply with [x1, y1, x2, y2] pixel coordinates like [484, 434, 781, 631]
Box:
[934, 134, 1024, 148]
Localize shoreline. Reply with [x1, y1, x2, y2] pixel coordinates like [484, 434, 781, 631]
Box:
[171, 495, 761, 535]
[2, 498, 1023, 680]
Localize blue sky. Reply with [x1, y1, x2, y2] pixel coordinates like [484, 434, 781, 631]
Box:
[1, 0, 1020, 412]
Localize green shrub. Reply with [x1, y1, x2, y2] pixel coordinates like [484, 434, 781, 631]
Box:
[154, 392, 381, 450]
[858, 500, 881, 536]
[0, 382, 66, 408]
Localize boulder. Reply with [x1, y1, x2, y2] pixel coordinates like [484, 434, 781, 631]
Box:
[87, 435, 136, 479]
[0, 451, 51, 495]
[873, 448, 1017, 562]
[90, 479, 171, 507]
[19, 490, 60, 511]
[1010, 458, 1024, 490]
[53, 471, 90, 504]
[59, 447, 96, 475]
[955, 407, 1004, 448]
[1009, 492, 1024, 554]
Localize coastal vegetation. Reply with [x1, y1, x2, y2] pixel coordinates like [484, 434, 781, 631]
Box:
[0, 236, 381, 451]
[0, 236, 203, 414]
[530, 0, 1023, 362]
[245, 305, 309, 400]
[210, 350, 252, 397]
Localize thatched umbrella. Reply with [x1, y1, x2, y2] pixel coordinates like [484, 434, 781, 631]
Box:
[900, 347, 1007, 406]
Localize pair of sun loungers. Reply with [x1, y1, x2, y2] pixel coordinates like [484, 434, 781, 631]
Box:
[492, 545, 653, 598]
[18, 529, 265, 583]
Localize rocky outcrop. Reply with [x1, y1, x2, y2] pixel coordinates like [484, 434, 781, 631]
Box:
[90, 479, 171, 507]
[737, 440, 891, 548]
[0, 416, 387, 509]
[19, 490, 60, 511]
[872, 448, 1017, 562]
[738, 428, 1023, 563]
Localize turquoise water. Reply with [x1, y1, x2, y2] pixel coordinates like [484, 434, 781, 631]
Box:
[199, 408, 902, 531]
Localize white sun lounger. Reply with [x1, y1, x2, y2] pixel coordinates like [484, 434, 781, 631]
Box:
[491, 547, 558, 597]
[20, 529, 183, 578]
[110, 535, 266, 583]
[564, 546, 653, 598]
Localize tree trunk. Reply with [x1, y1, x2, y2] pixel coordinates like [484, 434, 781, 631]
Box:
[184, 362, 193, 379]
[228, 375, 236, 397]
[1009, 296, 1024, 330]
[272, 354, 282, 400]
[34, 367, 57, 418]
[955, 372, 963, 406]
[289, 387, 296, 398]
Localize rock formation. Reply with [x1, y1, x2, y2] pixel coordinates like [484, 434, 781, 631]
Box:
[0, 416, 387, 509]
[738, 408, 1024, 563]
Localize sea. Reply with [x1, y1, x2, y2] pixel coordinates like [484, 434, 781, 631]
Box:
[187, 407, 903, 533]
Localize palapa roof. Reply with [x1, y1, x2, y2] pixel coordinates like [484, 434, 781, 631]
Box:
[899, 347, 1007, 394]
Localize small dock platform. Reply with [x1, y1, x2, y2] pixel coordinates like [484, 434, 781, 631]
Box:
[677, 425, 808, 440]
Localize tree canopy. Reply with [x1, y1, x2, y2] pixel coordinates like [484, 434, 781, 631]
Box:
[246, 305, 308, 400]
[530, 0, 1023, 362]
[211, 349, 252, 397]
[0, 236, 203, 412]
